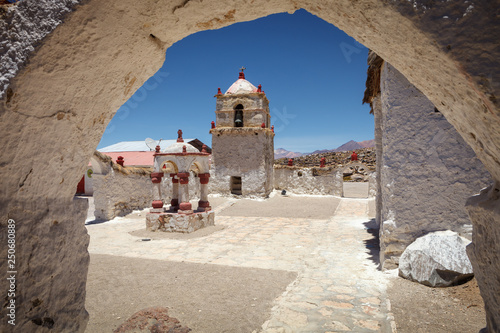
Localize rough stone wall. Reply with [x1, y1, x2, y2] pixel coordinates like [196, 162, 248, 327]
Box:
[93, 171, 153, 220]
[273, 166, 343, 196]
[0, 0, 499, 331]
[210, 128, 274, 197]
[373, 96, 383, 227]
[378, 63, 491, 270]
[215, 94, 270, 127]
[466, 183, 500, 333]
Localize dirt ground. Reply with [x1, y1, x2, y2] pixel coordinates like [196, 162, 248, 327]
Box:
[85, 254, 297, 333]
[388, 277, 486, 333]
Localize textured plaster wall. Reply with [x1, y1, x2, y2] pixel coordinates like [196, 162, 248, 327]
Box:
[93, 171, 153, 221]
[378, 63, 491, 270]
[0, 0, 499, 331]
[211, 128, 274, 196]
[93, 170, 200, 220]
[274, 166, 343, 196]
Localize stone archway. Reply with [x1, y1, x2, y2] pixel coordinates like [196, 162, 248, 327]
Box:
[0, 1, 499, 331]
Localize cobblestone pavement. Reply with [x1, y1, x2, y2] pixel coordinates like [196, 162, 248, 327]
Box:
[86, 196, 397, 332]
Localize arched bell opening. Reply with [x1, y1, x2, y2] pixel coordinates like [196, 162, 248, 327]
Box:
[234, 104, 244, 127]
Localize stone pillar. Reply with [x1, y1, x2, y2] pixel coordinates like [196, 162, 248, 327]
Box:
[466, 181, 500, 332]
[198, 173, 211, 211]
[169, 173, 179, 211]
[177, 172, 192, 214]
[150, 172, 163, 211]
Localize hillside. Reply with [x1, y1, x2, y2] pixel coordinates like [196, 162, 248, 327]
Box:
[275, 147, 376, 168]
[274, 148, 304, 159]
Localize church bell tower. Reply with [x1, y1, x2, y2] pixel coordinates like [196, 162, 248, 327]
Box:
[210, 68, 274, 197]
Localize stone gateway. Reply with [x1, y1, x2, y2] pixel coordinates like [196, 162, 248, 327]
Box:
[0, 1, 499, 332]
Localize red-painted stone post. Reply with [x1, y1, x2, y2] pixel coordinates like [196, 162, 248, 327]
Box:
[320, 157, 326, 168]
[177, 172, 192, 214]
[198, 173, 211, 211]
[150, 172, 164, 210]
[351, 151, 358, 161]
[170, 173, 179, 211]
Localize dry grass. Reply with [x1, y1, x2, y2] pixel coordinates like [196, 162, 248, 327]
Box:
[363, 50, 384, 114]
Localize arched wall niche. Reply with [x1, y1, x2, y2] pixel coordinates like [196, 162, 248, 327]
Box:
[0, 1, 499, 332]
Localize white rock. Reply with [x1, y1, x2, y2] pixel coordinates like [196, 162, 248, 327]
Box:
[398, 230, 474, 287]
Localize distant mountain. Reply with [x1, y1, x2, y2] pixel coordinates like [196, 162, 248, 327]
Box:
[275, 140, 375, 159]
[332, 140, 363, 152]
[357, 139, 376, 148]
[307, 139, 375, 155]
[274, 148, 304, 159]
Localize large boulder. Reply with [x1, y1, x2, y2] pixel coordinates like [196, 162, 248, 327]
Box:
[399, 230, 474, 287]
[113, 307, 191, 333]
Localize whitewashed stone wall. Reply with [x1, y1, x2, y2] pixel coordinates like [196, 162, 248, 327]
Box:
[93, 169, 200, 220]
[273, 166, 343, 196]
[210, 128, 274, 197]
[378, 63, 491, 270]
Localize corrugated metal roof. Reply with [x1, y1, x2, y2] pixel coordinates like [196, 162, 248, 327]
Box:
[99, 139, 195, 152]
[101, 151, 155, 167]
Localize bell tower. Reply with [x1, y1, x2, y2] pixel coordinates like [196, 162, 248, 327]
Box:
[210, 68, 274, 197]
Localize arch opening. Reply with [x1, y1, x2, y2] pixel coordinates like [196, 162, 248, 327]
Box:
[1, 1, 498, 332]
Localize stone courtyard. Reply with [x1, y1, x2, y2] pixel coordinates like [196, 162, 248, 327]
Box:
[84, 189, 485, 332]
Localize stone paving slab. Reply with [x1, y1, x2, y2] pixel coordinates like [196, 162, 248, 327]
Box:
[86, 196, 396, 332]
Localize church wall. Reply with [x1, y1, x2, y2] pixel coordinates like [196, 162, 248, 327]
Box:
[210, 128, 274, 197]
[378, 63, 491, 269]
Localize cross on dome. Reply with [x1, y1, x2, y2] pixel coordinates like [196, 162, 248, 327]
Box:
[238, 66, 246, 80]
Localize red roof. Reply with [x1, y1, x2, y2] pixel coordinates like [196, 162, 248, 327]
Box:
[102, 151, 155, 167]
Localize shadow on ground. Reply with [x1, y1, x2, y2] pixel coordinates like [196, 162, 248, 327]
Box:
[363, 218, 381, 269]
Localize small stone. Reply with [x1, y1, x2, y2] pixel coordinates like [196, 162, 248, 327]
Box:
[327, 285, 356, 294]
[309, 285, 323, 293]
[322, 301, 354, 309]
[278, 308, 308, 327]
[355, 319, 380, 331]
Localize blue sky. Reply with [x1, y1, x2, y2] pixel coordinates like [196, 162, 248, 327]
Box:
[98, 9, 373, 153]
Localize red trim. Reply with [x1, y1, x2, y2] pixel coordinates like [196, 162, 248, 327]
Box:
[152, 200, 163, 209]
[179, 202, 192, 210]
[76, 176, 85, 194]
[154, 152, 209, 156]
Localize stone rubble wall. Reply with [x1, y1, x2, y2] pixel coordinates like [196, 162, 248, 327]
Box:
[378, 63, 491, 270]
[273, 166, 343, 196]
